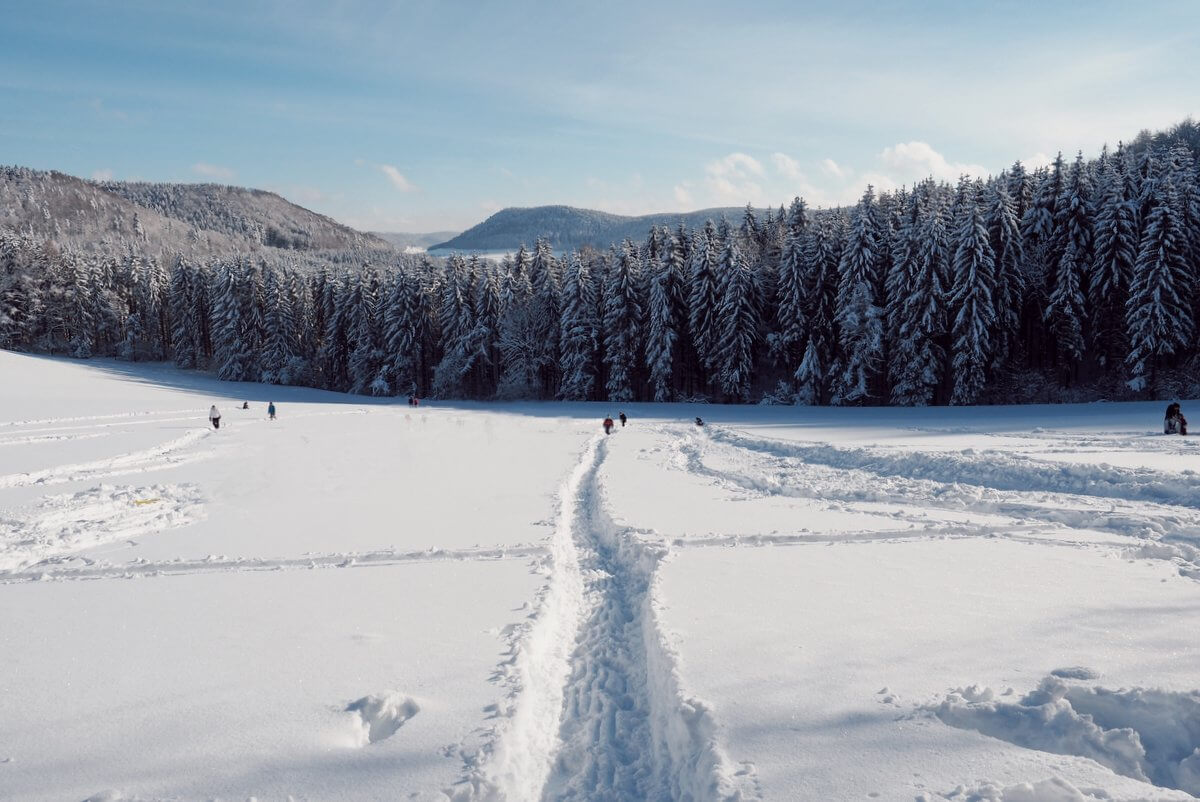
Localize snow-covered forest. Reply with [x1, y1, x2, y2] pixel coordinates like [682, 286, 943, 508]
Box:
[3, 132, 1199, 405]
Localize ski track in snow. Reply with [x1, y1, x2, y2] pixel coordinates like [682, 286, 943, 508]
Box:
[676, 427, 1200, 581]
[1, 543, 549, 583]
[708, 427, 1200, 510]
[453, 436, 752, 801]
[0, 428, 215, 489]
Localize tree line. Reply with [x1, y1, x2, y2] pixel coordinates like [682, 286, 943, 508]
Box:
[1, 138, 1198, 405]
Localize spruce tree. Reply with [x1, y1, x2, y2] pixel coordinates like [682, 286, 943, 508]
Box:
[949, 185, 997, 405]
[603, 241, 643, 401]
[558, 252, 598, 401]
[1126, 179, 1194, 390]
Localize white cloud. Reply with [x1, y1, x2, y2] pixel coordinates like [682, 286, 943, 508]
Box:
[771, 152, 803, 180]
[192, 162, 236, 180]
[673, 183, 694, 207]
[1021, 152, 1053, 170]
[91, 168, 114, 181]
[703, 152, 764, 205]
[877, 141, 990, 183]
[821, 158, 845, 178]
[378, 164, 417, 192]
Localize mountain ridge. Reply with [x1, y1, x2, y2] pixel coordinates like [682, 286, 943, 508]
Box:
[430, 204, 779, 252]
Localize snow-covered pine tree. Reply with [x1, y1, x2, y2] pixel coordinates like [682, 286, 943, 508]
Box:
[1044, 153, 1092, 371]
[949, 183, 997, 405]
[259, 265, 300, 384]
[603, 241, 643, 401]
[888, 183, 946, 405]
[1125, 178, 1194, 391]
[795, 216, 840, 405]
[1020, 155, 1063, 288]
[347, 268, 387, 395]
[315, 272, 350, 390]
[210, 261, 253, 381]
[687, 220, 721, 382]
[833, 187, 884, 404]
[645, 251, 678, 402]
[1090, 153, 1138, 367]
[986, 178, 1024, 370]
[715, 233, 758, 400]
[169, 260, 198, 369]
[559, 251, 598, 400]
[433, 255, 474, 397]
[471, 263, 502, 396]
[771, 225, 806, 384]
[529, 238, 561, 397]
[497, 262, 539, 398]
[61, 252, 95, 358]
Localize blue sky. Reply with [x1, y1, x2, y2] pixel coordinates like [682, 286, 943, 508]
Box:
[2, 1, 1197, 232]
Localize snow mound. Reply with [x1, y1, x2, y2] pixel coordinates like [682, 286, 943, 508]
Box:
[930, 676, 1200, 795]
[345, 691, 420, 745]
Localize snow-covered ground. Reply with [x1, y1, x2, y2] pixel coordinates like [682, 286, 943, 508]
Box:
[1, 350, 1199, 801]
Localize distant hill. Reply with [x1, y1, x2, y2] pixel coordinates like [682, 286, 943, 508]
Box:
[98, 180, 392, 252]
[430, 205, 773, 253]
[372, 230, 460, 251]
[0, 166, 394, 258]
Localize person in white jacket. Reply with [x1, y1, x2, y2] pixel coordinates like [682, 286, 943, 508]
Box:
[209, 405, 221, 430]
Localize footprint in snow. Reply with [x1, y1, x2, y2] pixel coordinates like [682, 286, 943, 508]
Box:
[345, 692, 420, 745]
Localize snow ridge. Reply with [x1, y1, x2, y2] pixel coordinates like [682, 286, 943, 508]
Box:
[456, 436, 748, 801]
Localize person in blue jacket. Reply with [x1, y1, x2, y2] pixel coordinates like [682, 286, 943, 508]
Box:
[268, 402, 277, 421]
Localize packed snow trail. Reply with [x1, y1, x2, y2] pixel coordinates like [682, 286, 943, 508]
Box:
[457, 436, 748, 801]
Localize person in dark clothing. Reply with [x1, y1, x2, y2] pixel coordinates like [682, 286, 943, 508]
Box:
[268, 402, 276, 421]
[694, 416, 704, 427]
[242, 401, 249, 410]
[619, 412, 627, 427]
[603, 416, 615, 435]
[1165, 403, 1188, 435]
[209, 405, 221, 430]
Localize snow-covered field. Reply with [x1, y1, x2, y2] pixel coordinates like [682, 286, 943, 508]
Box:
[2, 350, 1199, 802]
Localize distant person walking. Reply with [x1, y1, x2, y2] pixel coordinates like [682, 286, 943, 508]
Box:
[209, 405, 221, 430]
[241, 401, 249, 410]
[268, 402, 276, 421]
[695, 416, 704, 427]
[619, 412, 627, 427]
[603, 416, 615, 435]
[1165, 403, 1188, 435]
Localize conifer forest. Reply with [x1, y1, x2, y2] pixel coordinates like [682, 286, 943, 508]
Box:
[3, 133, 1199, 406]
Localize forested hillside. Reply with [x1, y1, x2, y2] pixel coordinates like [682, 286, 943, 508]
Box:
[430, 205, 762, 252]
[2, 122, 1199, 405]
[0, 167, 392, 258]
[99, 180, 391, 252]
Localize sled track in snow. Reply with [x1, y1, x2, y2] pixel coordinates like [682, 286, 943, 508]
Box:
[455, 436, 750, 801]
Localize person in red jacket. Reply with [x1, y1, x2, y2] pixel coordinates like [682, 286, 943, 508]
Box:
[603, 416, 614, 435]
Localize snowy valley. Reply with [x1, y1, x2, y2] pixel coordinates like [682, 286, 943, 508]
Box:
[1, 350, 1199, 801]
